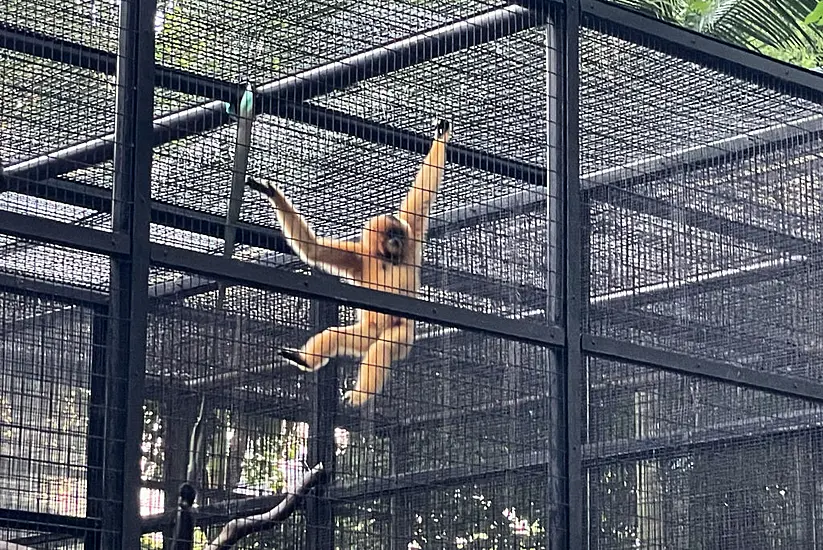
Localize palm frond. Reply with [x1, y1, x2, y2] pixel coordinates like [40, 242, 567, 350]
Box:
[609, 0, 823, 68]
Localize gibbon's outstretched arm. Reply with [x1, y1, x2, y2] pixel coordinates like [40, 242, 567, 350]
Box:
[397, 119, 452, 241]
[246, 177, 363, 280]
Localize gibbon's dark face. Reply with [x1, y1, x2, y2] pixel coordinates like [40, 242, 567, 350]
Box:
[378, 215, 407, 265]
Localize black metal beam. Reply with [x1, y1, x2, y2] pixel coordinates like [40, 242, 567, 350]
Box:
[104, 0, 154, 548]
[591, 253, 819, 312]
[305, 294, 338, 550]
[0, 209, 128, 256]
[0, 271, 107, 306]
[560, 1, 584, 547]
[3, 176, 288, 252]
[597, 186, 818, 254]
[579, 0, 823, 104]
[85, 311, 108, 550]
[0, 509, 99, 539]
[582, 334, 823, 403]
[150, 242, 564, 348]
[582, 114, 823, 195]
[272, 102, 546, 185]
[583, 406, 823, 468]
[328, 407, 823, 502]
[331, 450, 549, 501]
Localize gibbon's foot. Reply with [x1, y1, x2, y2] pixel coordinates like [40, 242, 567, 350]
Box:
[278, 348, 314, 372]
[341, 389, 370, 408]
[434, 118, 452, 140]
[246, 176, 276, 198]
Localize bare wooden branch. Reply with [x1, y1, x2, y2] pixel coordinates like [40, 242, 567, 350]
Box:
[204, 462, 325, 550]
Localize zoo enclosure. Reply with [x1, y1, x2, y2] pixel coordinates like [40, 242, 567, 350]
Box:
[1, 0, 823, 547]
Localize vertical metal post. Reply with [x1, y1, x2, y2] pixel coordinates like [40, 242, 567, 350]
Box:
[306, 284, 339, 549]
[545, 13, 567, 549]
[106, 0, 155, 547]
[561, 0, 583, 547]
[85, 308, 108, 550]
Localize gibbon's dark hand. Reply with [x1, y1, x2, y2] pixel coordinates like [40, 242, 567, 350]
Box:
[434, 119, 452, 140]
[246, 176, 276, 198]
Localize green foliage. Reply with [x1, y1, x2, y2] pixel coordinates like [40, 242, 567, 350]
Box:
[805, 1, 823, 24]
[612, 0, 823, 68]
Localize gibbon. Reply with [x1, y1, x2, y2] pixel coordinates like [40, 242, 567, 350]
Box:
[246, 119, 452, 407]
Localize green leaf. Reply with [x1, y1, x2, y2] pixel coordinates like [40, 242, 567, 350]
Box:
[688, 0, 713, 16]
[805, 1, 823, 24]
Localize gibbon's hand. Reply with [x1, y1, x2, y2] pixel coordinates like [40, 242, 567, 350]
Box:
[433, 118, 452, 141]
[246, 176, 277, 198]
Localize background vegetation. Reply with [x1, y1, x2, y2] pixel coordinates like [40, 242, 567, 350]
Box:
[614, 0, 823, 69]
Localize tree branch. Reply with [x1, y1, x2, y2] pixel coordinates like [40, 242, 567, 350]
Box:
[203, 462, 326, 550]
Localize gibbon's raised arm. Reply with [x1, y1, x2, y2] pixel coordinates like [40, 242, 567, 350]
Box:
[247, 177, 363, 279]
[397, 120, 452, 241]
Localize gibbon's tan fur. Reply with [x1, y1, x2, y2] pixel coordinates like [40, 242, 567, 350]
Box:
[246, 119, 452, 407]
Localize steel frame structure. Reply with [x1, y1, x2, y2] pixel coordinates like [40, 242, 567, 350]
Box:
[2, 0, 823, 548]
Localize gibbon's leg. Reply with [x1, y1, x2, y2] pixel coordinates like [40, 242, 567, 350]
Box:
[342, 321, 415, 407]
[280, 320, 380, 372]
[397, 119, 452, 241]
[246, 177, 363, 279]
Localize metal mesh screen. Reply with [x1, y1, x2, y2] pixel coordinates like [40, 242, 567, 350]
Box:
[140, 269, 562, 548]
[580, 23, 823, 382]
[584, 355, 823, 548]
[0, 289, 108, 547]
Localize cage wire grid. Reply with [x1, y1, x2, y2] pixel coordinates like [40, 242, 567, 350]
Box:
[1, 0, 823, 548]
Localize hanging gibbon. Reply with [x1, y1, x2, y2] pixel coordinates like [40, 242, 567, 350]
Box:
[246, 119, 452, 407]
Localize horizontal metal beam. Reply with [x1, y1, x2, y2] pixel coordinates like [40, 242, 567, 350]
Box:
[2, 5, 536, 184]
[272, 102, 545, 185]
[0, 209, 128, 256]
[598, 187, 818, 254]
[582, 334, 823, 403]
[319, 409, 823, 502]
[578, 0, 823, 104]
[150, 243, 564, 347]
[583, 114, 823, 195]
[584, 406, 823, 468]
[5, 176, 288, 252]
[331, 449, 549, 501]
[0, 508, 99, 539]
[591, 253, 817, 312]
[0, 21, 116, 74]
[0, 271, 107, 306]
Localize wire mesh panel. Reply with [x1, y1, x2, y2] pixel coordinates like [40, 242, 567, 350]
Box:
[134, 3, 558, 323]
[333, 319, 559, 549]
[141, 272, 312, 548]
[139, 269, 564, 549]
[584, 355, 823, 549]
[580, 21, 823, 382]
[0, 287, 109, 548]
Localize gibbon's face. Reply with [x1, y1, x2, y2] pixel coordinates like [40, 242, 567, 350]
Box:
[365, 214, 409, 265]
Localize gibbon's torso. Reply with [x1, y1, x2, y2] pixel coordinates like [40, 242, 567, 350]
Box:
[354, 213, 422, 330]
